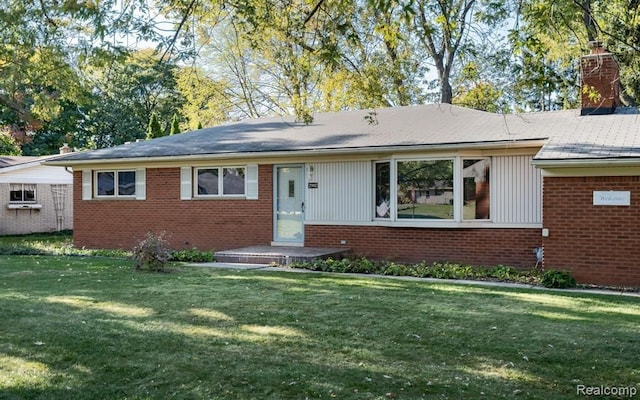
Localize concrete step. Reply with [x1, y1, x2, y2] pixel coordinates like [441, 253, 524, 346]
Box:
[214, 245, 350, 266]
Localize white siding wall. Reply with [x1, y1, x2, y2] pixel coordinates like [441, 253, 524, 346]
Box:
[305, 161, 372, 222]
[0, 164, 72, 184]
[492, 155, 542, 224]
[0, 183, 73, 234]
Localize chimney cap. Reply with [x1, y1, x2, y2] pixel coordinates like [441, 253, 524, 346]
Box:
[59, 143, 72, 154]
[588, 40, 606, 54]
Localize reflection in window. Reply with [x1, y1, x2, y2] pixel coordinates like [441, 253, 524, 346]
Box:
[97, 172, 115, 195]
[118, 171, 136, 196]
[197, 169, 219, 195]
[463, 159, 490, 220]
[196, 167, 246, 196]
[375, 162, 390, 218]
[96, 171, 136, 197]
[397, 160, 454, 219]
[10, 184, 36, 203]
[223, 168, 245, 195]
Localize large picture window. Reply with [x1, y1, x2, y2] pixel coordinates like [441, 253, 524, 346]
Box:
[96, 170, 137, 197]
[196, 167, 245, 197]
[397, 159, 454, 219]
[10, 184, 36, 203]
[374, 157, 491, 223]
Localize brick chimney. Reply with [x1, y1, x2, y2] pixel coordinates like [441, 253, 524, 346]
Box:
[59, 143, 73, 154]
[580, 41, 620, 115]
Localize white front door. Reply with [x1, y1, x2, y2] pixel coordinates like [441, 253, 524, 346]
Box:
[274, 165, 304, 244]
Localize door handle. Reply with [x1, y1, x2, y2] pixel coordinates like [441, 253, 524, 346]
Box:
[301, 202, 305, 213]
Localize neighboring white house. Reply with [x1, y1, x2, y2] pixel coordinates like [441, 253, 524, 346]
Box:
[0, 152, 73, 235]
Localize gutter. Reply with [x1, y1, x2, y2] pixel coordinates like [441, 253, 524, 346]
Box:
[532, 157, 640, 169]
[45, 139, 548, 167]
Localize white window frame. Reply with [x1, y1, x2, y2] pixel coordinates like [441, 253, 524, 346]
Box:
[9, 183, 37, 203]
[373, 156, 492, 224]
[94, 170, 137, 198]
[193, 166, 247, 198]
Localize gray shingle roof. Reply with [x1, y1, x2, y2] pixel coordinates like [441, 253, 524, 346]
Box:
[47, 103, 640, 165]
[531, 108, 640, 161]
[51, 104, 549, 164]
[0, 156, 40, 168]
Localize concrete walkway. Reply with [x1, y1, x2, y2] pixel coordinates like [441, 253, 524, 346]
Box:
[187, 261, 640, 298]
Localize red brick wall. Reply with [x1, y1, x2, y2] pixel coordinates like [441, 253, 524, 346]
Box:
[73, 165, 273, 251]
[305, 225, 541, 268]
[543, 176, 640, 285]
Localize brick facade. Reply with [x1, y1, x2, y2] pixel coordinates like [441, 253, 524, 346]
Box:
[542, 176, 640, 285]
[73, 165, 273, 251]
[306, 225, 541, 268]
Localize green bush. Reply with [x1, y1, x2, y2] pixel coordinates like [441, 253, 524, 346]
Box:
[132, 231, 172, 272]
[541, 270, 577, 288]
[170, 248, 214, 263]
[289, 257, 555, 287]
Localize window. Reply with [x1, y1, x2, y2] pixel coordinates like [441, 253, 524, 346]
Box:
[374, 161, 390, 218]
[397, 159, 454, 219]
[462, 159, 490, 220]
[195, 167, 246, 197]
[374, 157, 491, 223]
[96, 170, 137, 197]
[10, 184, 36, 203]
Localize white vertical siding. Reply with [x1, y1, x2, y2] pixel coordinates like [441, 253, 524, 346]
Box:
[492, 155, 542, 224]
[305, 161, 372, 222]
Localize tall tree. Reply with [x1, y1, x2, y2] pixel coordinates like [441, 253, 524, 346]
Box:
[169, 113, 181, 135]
[147, 112, 163, 139]
[85, 51, 185, 148]
[512, 0, 640, 109]
[0, 0, 165, 133]
[176, 67, 232, 129]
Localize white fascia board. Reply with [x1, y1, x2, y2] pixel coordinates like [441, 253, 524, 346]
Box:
[532, 158, 640, 168]
[46, 139, 549, 168]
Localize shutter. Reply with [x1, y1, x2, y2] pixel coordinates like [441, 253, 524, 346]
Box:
[82, 170, 92, 200]
[245, 164, 259, 199]
[135, 168, 146, 200]
[180, 167, 192, 200]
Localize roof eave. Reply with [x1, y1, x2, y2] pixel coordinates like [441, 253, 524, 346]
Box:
[45, 139, 548, 167]
[532, 157, 640, 168]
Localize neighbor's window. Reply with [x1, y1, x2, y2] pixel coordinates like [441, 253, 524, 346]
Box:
[375, 161, 390, 218]
[96, 170, 136, 197]
[396, 159, 454, 220]
[10, 184, 36, 203]
[462, 159, 490, 220]
[196, 167, 245, 197]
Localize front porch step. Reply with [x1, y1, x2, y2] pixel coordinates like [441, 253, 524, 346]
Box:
[214, 245, 350, 266]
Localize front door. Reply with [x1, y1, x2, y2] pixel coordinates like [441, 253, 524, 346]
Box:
[274, 165, 304, 244]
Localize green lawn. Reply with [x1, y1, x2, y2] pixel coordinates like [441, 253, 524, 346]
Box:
[1, 255, 639, 399]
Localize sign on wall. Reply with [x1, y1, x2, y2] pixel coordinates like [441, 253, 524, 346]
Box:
[593, 191, 631, 206]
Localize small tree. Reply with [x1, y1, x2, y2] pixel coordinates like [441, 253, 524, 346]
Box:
[132, 231, 172, 272]
[146, 112, 163, 139]
[169, 113, 181, 135]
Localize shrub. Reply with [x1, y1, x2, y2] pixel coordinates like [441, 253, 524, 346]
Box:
[541, 270, 577, 288]
[489, 265, 519, 281]
[132, 231, 172, 272]
[170, 248, 214, 263]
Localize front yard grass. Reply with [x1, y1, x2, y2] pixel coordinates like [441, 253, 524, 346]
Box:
[1, 255, 639, 399]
